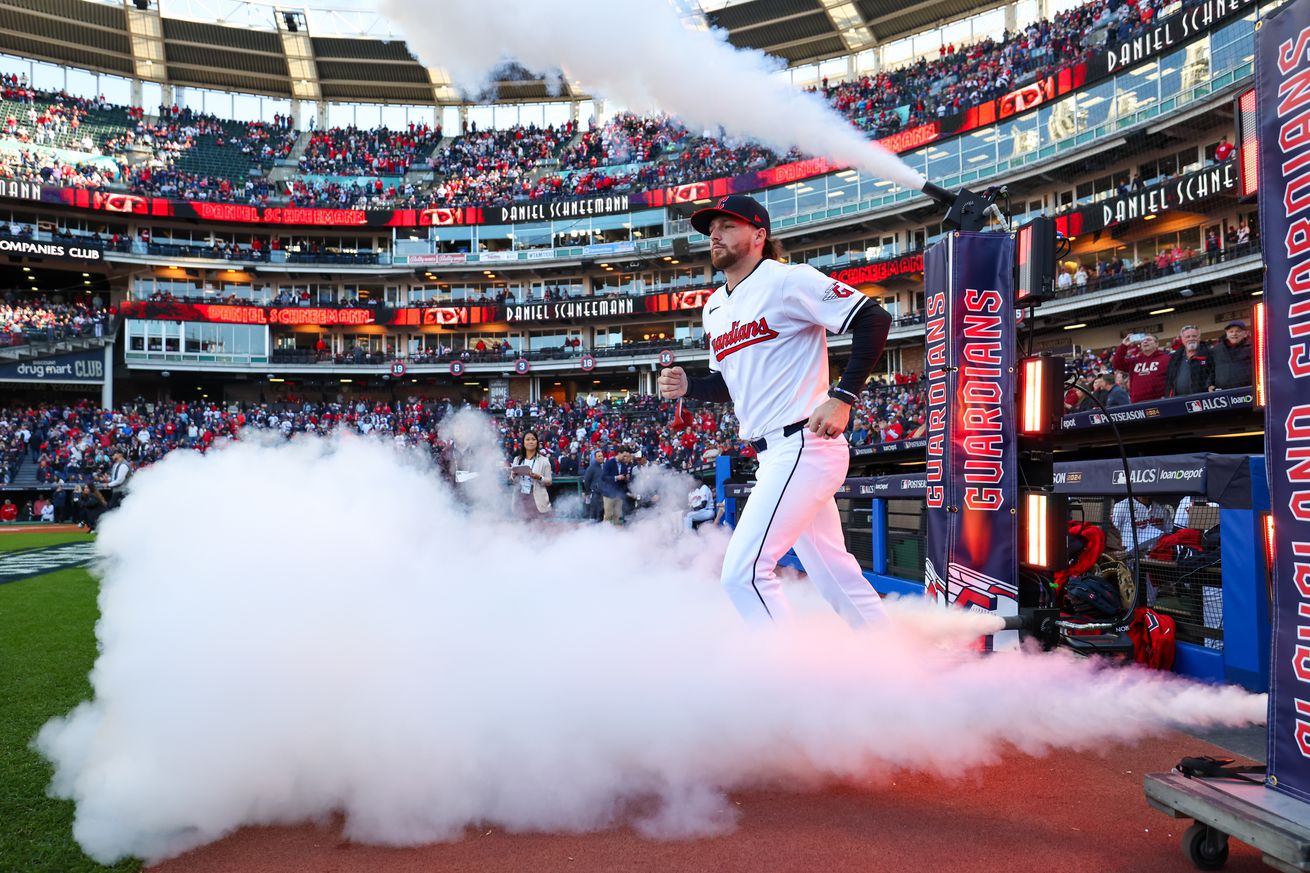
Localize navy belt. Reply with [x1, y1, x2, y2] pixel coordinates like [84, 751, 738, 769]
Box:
[750, 420, 808, 454]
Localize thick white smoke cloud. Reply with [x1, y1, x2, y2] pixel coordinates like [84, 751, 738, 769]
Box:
[36, 425, 1263, 865]
[378, 0, 928, 193]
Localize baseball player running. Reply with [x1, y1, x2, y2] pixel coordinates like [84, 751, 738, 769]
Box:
[658, 194, 892, 627]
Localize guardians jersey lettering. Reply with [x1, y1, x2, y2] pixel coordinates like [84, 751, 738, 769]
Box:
[712, 317, 780, 361]
[702, 258, 867, 438]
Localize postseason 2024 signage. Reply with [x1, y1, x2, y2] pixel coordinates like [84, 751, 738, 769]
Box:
[1060, 386, 1254, 430]
[923, 233, 1019, 648]
[1260, 0, 1310, 804]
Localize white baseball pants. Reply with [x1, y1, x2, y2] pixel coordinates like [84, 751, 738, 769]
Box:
[685, 507, 716, 529]
[722, 426, 886, 627]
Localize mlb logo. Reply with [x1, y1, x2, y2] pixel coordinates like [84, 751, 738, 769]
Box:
[1187, 400, 1203, 413]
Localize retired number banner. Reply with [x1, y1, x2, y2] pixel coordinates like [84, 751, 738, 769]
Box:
[923, 232, 1019, 649]
[1260, 0, 1310, 803]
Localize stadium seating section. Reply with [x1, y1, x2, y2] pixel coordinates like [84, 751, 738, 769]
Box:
[0, 0, 1178, 208]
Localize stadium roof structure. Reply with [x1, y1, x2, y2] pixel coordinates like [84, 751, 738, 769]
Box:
[699, 0, 1004, 63]
[0, 0, 1005, 105]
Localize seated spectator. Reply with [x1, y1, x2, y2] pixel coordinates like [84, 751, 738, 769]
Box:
[684, 481, 715, 530]
[1112, 494, 1174, 554]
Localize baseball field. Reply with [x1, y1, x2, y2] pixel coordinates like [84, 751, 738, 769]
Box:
[0, 530, 142, 873]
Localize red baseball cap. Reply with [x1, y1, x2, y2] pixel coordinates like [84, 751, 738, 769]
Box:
[690, 194, 770, 236]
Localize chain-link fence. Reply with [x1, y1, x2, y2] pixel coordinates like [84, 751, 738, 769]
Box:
[885, 499, 927, 583]
[1068, 496, 1223, 649]
[836, 497, 874, 572]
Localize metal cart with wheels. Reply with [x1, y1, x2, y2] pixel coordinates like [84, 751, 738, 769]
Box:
[1145, 770, 1310, 872]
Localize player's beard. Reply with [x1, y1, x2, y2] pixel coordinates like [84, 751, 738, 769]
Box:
[710, 241, 746, 271]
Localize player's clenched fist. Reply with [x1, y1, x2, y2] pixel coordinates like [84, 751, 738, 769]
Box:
[657, 366, 688, 399]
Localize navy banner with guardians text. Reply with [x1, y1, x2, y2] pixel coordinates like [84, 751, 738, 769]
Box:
[923, 233, 1019, 648]
[1259, 0, 1310, 803]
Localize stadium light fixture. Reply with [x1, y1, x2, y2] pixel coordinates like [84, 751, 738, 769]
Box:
[1024, 493, 1049, 568]
[1015, 216, 1056, 305]
[1019, 355, 1062, 436]
[21, 267, 29, 272]
[1062, 323, 1086, 330]
[1264, 514, 1275, 570]
[1254, 301, 1267, 408]
[1149, 307, 1175, 315]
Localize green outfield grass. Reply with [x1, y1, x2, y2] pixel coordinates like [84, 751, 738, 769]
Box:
[0, 531, 142, 872]
[0, 530, 94, 553]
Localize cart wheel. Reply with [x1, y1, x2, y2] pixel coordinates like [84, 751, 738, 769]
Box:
[1183, 822, 1229, 870]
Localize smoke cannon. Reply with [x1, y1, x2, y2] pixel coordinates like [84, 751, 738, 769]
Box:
[920, 182, 1009, 232]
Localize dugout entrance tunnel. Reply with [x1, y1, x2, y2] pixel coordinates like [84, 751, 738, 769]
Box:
[718, 451, 1271, 691]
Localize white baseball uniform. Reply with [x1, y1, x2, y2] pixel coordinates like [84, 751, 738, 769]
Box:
[704, 257, 886, 627]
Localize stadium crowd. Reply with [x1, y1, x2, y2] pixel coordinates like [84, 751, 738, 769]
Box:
[0, 377, 942, 497]
[0, 298, 110, 346]
[0, 312, 1256, 520]
[299, 122, 441, 177]
[820, 0, 1166, 137]
[0, 0, 1195, 208]
[424, 121, 574, 206]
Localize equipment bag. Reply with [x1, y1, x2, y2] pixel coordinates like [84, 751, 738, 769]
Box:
[1064, 573, 1123, 618]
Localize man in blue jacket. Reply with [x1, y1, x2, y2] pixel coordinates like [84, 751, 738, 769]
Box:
[600, 446, 634, 525]
[580, 448, 605, 522]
